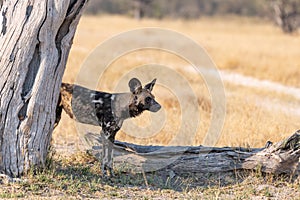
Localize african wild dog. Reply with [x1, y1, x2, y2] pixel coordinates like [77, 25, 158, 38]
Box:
[57, 78, 161, 176]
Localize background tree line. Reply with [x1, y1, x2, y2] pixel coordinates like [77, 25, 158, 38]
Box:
[85, 0, 300, 33]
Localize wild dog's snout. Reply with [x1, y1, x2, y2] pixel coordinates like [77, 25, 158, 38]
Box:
[144, 79, 161, 112]
[148, 98, 161, 112]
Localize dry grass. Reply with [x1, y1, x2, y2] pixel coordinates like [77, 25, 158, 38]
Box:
[0, 152, 299, 199]
[63, 15, 300, 87]
[54, 15, 300, 149]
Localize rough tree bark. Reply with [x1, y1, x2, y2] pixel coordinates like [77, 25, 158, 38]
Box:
[89, 130, 300, 175]
[0, 0, 88, 177]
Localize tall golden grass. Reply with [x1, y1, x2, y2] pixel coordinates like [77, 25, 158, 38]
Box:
[53, 15, 300, 150]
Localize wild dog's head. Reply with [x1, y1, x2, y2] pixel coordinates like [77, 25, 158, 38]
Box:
[128, 78, 161, 117]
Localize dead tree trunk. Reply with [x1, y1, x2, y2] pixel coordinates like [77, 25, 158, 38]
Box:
[89, 130, 300, 175]
[0, 0, 88, 177]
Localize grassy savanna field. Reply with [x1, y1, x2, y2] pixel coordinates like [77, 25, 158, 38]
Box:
[1, 15, 300, 199]
[57, 15, 300, 148]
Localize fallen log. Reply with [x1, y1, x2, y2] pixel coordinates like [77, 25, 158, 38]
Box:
[87, 130, 300, 175]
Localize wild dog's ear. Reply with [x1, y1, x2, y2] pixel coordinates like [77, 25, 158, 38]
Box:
[144, 78, 156, 91]
[129, 78, 142, 94]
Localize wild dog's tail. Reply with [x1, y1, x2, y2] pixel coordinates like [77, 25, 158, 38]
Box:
[54, 83, 75, 128]
[60, 83, 75, 119]
[54, 92, 63, 128]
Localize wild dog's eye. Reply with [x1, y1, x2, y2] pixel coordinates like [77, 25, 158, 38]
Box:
[145, 97, 152, 103]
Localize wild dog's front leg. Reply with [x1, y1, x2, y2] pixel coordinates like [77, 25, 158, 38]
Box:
[101, 130, 115, 177]
[100, 120, 123, 177]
